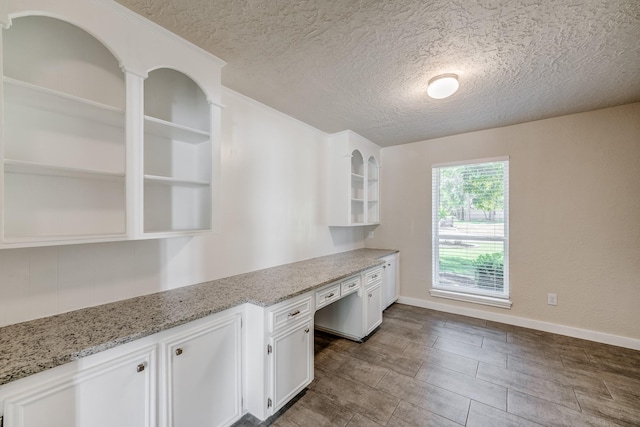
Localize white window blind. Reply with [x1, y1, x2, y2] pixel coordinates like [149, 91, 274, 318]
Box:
[432, 158, 509, 302]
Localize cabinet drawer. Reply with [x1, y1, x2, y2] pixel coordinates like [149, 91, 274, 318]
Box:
[365, 268, 383, 286]
[270, 296, 313, 333]
[341, 276, 360, 297]
[315, 283, 341, 309]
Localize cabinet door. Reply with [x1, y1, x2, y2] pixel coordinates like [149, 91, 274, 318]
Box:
[383, 255, 398, 309]
[3, 348, 155, 427]
[366, 283, 383, 335]
[270, 319, 313, 412]
[165, 314, 242, 427]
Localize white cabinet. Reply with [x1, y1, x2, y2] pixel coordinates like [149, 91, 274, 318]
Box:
[328, 130, 381, 226]
[2, 346, 156, 427]
[0, 0, 224, 248]
[244, 294, 315, 420]
[382, 253, 400, 309]
[143, 69, 214, 236]
[365, 269, 383, 335]
[162, 313, 242, 427]
[0, 309, 244, 427]
[366, 283, 383, 335]
[1, 15, 127, 245]
[269, 319, 313, 411]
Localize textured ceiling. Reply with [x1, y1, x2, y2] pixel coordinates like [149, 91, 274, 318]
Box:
[115, 0, 640, 147]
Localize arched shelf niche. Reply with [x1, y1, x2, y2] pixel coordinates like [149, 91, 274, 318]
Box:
[350, 150, 365, 224]
[367, 156, 379, 224]
[142, 68, 213, 234]
[2, 14, 127, 241]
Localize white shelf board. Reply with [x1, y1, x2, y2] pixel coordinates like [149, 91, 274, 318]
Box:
[3, 76, 125, 127]
[144, 174, 210, 187]
[351, 173, 364, 180]
[4, 159, 125, 180]
[144, 115, 210, 144]
[2, 232, 128, 245]
[141, 228, 212, 238]
[351, 198, 365, 202]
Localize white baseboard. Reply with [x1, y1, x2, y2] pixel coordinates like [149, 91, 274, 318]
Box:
[397, 296, 640, 351]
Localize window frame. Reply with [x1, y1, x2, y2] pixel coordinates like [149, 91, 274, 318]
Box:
[431, 157, 511, 308]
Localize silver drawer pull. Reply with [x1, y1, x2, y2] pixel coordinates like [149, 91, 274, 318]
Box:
[371, 274, 378, 279]
[304, 328, 310, 333]
[349, 283, 357, 288]
[325, 293, 335, 299]
[288, 310, 301, 318]
[136, 363, 146, 373]
[175, 348, 183, 356]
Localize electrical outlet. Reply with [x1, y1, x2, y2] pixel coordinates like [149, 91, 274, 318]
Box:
[368, 231, 374, 239]
[547, 293, 558, 306]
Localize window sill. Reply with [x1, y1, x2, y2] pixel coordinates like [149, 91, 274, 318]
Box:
[430, 289, 512, 309]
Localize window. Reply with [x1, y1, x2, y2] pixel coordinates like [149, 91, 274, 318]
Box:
[431, 158, 510, 308]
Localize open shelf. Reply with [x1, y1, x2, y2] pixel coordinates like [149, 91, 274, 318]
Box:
[144, 174, 210, 187]
[142, 68, 213, 235]
[3, 76, 125, 127]
[144, 115, 209, 144]
[5, 159, 124, 180]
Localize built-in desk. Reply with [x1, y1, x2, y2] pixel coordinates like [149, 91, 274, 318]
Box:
[0, 248, 398, 426]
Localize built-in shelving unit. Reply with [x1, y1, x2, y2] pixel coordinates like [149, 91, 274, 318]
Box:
[143, 68, 213, 235]
[350, 151, 365, 224]
[1, 15, 127, 243]
[328, 131, 382, 226]
[367, 156, 380, 223]
[0, 1, 224, 248]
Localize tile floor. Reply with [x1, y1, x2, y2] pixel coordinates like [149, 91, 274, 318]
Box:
[234, 303, 640, 426]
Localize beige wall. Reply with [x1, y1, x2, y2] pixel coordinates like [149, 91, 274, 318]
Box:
[369, 103, 640, 342]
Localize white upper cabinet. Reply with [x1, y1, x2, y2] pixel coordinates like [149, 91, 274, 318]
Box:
[0, 0, 224, 248]
[1, 15, 127, 244]
[143, 69, 213, 235]
[328, 131, 381, 226]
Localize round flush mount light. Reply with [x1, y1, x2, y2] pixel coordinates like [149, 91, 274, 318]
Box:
[427, 73, 459, 99]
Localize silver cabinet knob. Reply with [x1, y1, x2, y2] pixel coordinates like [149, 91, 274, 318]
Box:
[304, 328, 310, 333]
[368, 293, 373, 298]
[175, 348, 183, 356]
[137, 363, 146, 373]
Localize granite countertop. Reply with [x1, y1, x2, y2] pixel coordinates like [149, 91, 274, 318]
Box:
[0, 248, 397, 387]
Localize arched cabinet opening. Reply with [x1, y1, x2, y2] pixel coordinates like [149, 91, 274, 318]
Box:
[350, 150, 365, 224]
[143, 68, 212, 234]
[367, 156, 379, 224]
[2, 15, 126, 242]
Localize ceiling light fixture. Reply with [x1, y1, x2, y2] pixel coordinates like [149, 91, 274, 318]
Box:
[427, 74, 459, 99]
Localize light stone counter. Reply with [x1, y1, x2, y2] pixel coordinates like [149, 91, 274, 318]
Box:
[0, 248, 397, 386]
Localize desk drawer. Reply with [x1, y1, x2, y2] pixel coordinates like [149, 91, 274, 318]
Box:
[270, 296, 313, 332]
[365, 268, 383, 286]
[341, 276, 360, 297]
[315, 283, 341, 309]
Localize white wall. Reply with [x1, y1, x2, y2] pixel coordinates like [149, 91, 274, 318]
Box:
[368, 103, 640, 344]
[0, 87, 365, 327]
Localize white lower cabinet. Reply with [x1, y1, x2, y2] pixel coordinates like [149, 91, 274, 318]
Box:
[0, 309, 244, 427]
[382, 253, 399, 309]
[365, 282, 383, 335]
[269, 319, 314, 411]
[2, 346, 156, 427]
[244, 293, 315, 420]
[162, 313, 242, 427]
